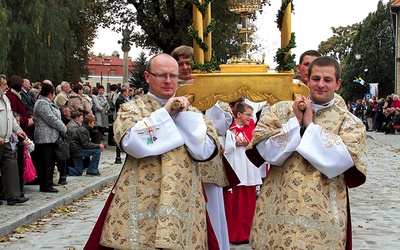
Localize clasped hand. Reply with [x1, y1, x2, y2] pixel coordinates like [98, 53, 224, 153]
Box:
[235, 136, 248, 147]
[164, 96, 190, 116]
[292, 96, 313, 128]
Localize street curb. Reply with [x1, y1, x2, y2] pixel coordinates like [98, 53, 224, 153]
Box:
[0, 173, 119, 238]
[366, 134, 375, 140]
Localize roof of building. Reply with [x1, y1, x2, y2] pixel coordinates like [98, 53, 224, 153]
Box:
[392, 0, 400, 6]
[88, 54, 134, 67]
[391, 1, 400, 31]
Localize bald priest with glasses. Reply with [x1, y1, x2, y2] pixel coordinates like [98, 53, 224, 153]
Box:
[85, 53, 220, 250]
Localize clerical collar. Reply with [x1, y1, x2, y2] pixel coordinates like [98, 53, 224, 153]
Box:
[309, 96, 334, 112]
[147, 92, 175, 105]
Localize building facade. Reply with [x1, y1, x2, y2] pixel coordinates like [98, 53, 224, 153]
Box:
[82, 53, 135, 89]
[391, 0, 400, 95]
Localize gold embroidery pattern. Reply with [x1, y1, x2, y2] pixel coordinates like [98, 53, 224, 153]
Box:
[320, 128, 340, 148]
[200, 131, 206, 143]
[269, 125, 290, 151]
[249, 101, 366, 249]
[198, 109, 228, 186]
[198, 150, 229, 186]
[138, 120, 159, 145]
[101, 96, 215, 249]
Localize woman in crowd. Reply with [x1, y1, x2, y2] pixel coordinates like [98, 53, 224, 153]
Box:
[383, 95, 393, 110]
[6, 75, 34, 137]
[134, 88, 145, 98]
[92, 85, 109, 142]
[390, 95, 400, 108]
[29, 88, 39, 101]
[68, 84, 89, 115]
[32, 82, 42, 92]
[33, 82, 67, 193]
[82, 85, 93, 115]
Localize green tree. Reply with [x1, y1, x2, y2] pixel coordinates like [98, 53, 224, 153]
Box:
[209, 0, 243, 64]
[129, 52, 148, 93]
[317, 0, 394, 103]
[339, 0, 394, 102]
[3, 0, 105, 84]
[318, 24, 360, 65]
[63, 0, 104, 84]
[100, 0, 267, 64]
[5, 0, 70, 82]
[0, 2, 10, 73]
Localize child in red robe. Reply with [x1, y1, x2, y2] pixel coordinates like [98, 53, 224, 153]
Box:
[223, 102, 262, 244]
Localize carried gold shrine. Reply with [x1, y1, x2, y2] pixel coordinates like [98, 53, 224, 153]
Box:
[175, 0, 309, 111]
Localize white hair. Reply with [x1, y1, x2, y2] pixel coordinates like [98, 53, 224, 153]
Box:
[55, 85, 62, 95]
[60, 81, 70, 89]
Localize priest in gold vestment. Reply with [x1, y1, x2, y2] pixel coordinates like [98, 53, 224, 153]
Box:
[96, 54, 219, 250]
[246, 56, 367, 250]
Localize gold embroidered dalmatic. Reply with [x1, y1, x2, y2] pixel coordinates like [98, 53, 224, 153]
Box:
[99, 95, 219, 250]
[199, 101, 232, 187]
[247, 101, 367, 250]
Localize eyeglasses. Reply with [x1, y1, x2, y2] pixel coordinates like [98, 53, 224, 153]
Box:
[243, 113, 253, 117]
[148, 72, 179, 81]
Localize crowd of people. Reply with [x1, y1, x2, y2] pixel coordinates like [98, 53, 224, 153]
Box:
[0, 73, 144, 203]
[349, 94, 400, 134]
[1, 47, 370, 249]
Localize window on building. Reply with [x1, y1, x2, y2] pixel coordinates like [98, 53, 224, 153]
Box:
[110, 70, 116, 76]
[89, 69, 94, 75]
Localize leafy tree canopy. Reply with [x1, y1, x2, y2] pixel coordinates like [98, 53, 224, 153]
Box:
[318, 24, 360, 66]
[100, 0, 270, 64]
[1, 0, 106, 84]
[318, 0, 394, 103]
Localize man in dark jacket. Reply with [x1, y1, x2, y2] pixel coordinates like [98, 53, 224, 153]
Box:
[56, 105, 73, 185]
[20, 78, 35, 114]
[68, 114, 104, 176]
[60, 105, 71, 125]
[115, 87, 129, 113]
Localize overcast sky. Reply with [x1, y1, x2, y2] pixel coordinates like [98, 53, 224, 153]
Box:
[92, 0, 390, 67]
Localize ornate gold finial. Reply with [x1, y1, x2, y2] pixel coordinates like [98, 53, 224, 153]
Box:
[226, 0, 262, 64]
